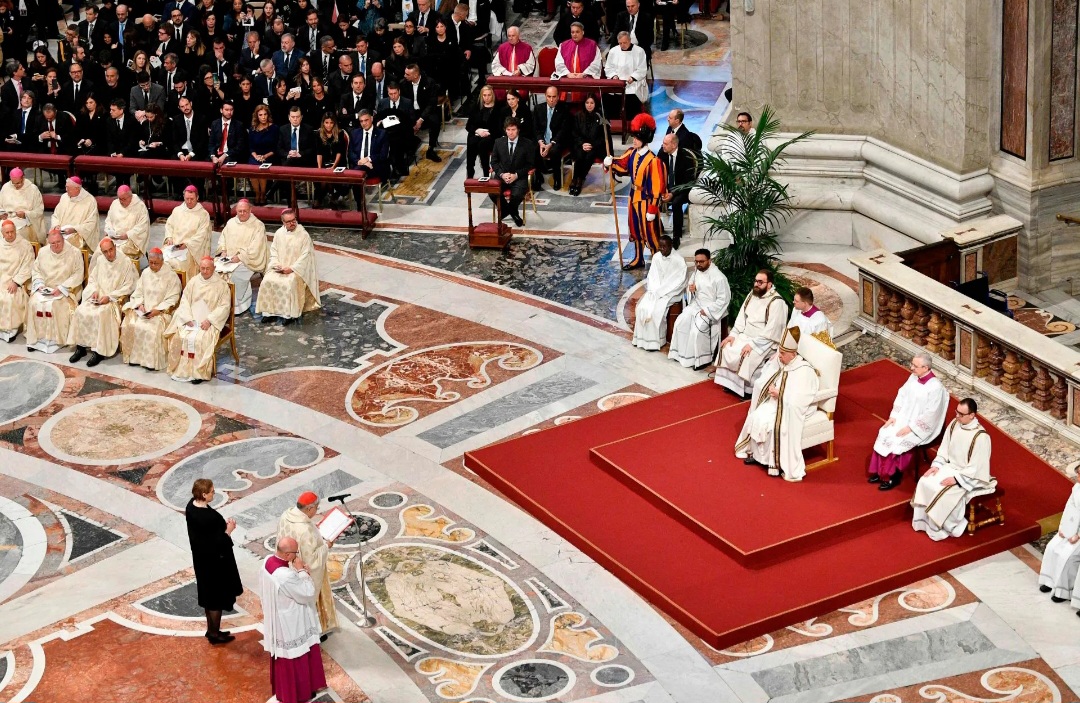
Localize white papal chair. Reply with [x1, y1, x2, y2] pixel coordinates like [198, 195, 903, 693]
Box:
[798, 332, 843, 471]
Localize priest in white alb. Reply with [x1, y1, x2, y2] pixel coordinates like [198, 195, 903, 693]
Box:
[714, 268, 788, 396]
[277, 491, 338, 635]
[1038, 464, 1080, 608]
[258, 536, 328, 703]
[68, 238, 137, 367]
[0, 220, 35, 341]
[868, 352, 950, 491]
[256, 210, 321, 323]
[24, 230, 84, 353]
[49, 176, 99, 251]
[669, 248, 730, 369]
[121, 249, 183, 370]
[103, 186, 151, 264]
[911, 398, 993, 540]
[734, 326, 819, 481]
[216, 199, 268, 314]
[163, 256, 231, 384]
[603, 32, 648, 109]
[632, 235, 686, 351]
[788, 286, 833, 344]
[163, 186, 213, 280]
[0, 168, 46, 243]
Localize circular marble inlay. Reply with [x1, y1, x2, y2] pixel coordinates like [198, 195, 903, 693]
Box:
[38, 394, 201, 466]
[492, 660, 575, 701]
[596, 392, 649, 411]
[370, 492, 407, 509]
[591, 663, 634, 687]
[0, 360, 65, 425]
[0, 495, 48, 604]
[333, 512, 386, 546]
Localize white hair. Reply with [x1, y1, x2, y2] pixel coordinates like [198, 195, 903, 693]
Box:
[913, 352, 932, 370]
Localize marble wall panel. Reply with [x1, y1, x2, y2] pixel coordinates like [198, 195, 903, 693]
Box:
[965, 252, 978, 282]
[862, 278, 875, 317]
[1049, 0, 1079, 161]
[1071, 384, 1080, 426]
[984, 236, 1019, 283]
[1001, 0, 1029, 159]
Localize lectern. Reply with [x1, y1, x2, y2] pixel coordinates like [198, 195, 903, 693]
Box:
[464, 178, 512, 249]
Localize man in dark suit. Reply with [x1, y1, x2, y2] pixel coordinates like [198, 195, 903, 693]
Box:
[111, 4, 134, 64]
[153, 25, 183, 60]
[314, 37, 339, 78]
[665, 108, 701, 154]
[659, 132, 696, 248]
[168, 95, 209, 160]
[489, 118, 535, 227]
[402, 63, 442, 163]
[368, 62, 388, 103]
[129, 71, 167, 118]
[98, 67, 129, 107]
[376, 83, 418, 179]
[36, 102, 74, 155]
[165, 72, 200, 116]
[106, 99, 139, 156]
[78, 5, 107, 52]
[252, 59, 280, 100]
[349, 36, 379, 79]
[277, 105, 315, 166]
[611, 0, 654, 60]
[208, 100, 246, 164]
[326, 54, 355, 100]
[60, 62, 95, 114]
[237, 31, 268, 76]
[164, 7, 192, 44]
[271, 33, 300, 79]
[338, 74, 373, 131]
[297, 10, 324, 58]
[531, 86, 571, 190]
[347, 110, 390, 178]
[406, 0, 440, 39]
[553, 0, 600, 44]
[133, 14, 161, 55]
[0, 61, 25, 118]
[154, 54, 182, 91]
[4, 91, 39, 151]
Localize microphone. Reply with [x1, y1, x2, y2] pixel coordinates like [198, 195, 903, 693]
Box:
[327, 493, 351, 502]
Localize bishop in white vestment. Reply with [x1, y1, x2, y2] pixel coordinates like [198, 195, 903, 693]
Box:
[49, 177, 99, 251]
[715, 271, 788, 396]
[632, 236, 686, 351]
[163, 186, 213, 280]
[868, 353, 949, 490]
[1038, 466, 1080, 606]
[255, 211, 321, 322]
[668, 250, 730, 368]
[0, 220, 35, 341]
[788, 286, 833, 344]
[163, 257, 231, 383]
[121, 249, 183, 370]
[216, 200, 269, 314]
[277, 491, 338, 634]
[0, 169, 46, 243]
[24, 232, 84, 353]
[911, 399, 993, 540]
[68, 238, 137, 365]
[734, 327, 819, 481]
[103, 186, 151, 262]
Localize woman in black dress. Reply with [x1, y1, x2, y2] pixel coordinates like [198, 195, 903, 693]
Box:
[314, 112, 349, 206]
[425, 19, 459, 103]
[502, 89, 535, 141]
[301, 77, 333, 129]
[185, 478, 243, 645]
[465, 85, 501, 179]
[75, 94, 107, 194]
[568, 93, 609, 195]
[384, 37, 411, 83]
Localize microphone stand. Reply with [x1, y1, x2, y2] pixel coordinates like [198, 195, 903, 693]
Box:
[329, 495, 376, 628]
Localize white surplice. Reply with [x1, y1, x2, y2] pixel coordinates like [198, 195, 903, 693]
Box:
[104, 195, 151, 260]
[668, 264, 730, 368]
[1038, 483, 1080, 604]
[788, 305, 832, 341]
[258, 556, 322, 660]
[603, 44, 648, 102]
[911, 418, 993, 540]
[714, 290, 788, 395]
[0, 236, 34, 340]
[25, 242, 84, 352]
[873, 372, 949, 456]
[632, 251, 686, 350]
[164, 203, 213, 279]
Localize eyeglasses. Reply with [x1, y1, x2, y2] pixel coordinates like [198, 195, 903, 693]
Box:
[281, 549, 299, 554]
[955, 409, 973, 416]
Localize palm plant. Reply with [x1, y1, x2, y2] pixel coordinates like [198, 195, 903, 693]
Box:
[694, 106, 813, 312]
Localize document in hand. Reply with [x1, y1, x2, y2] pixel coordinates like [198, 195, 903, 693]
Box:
[378, 114, 401, 129]
[317, 506, 354, 542]
[164, 245, 187, 261]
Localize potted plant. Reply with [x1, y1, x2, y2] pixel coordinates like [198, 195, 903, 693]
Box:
[693, 106, 813, 312]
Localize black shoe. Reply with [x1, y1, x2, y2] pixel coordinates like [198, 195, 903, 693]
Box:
[320, 633, 329, 642]
[1040, 585, 1053, 593]
[742, 457, 759, 466]
[878, 473, 902, 491]
[510, 213, 524, 227]
[426, 149, 442, 162]
[672, 237, 681, 249]
[69, 346, 87, 363]
[622, 262, 644, 271]
[191, 379, 204, 385]
[85, 352, 103, 367]
[552, 180, 562, 191]
[867, 475, 880, 484]
[282, 317, 295, 326]
[1052, 596, 1068, 603]
[207, 632, 235, 644]
[205, 630, 232, 639]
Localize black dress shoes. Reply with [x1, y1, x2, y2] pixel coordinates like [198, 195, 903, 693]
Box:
[1040, 585, 1053, 593]
[510, 213, 524, 227]
[86, 352, 103, 368]
[878, 473, 902, 491]
[69, 346, 87, 363]
[207, 632, 235, 644]
[426, 149, 442, 162]
[742, 457, 759, 466]
[867, 475, 880, 484]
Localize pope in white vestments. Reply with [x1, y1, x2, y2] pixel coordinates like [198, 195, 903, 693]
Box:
[734, 327, 819, 481]
[0, 220, 35, 341]
[163, 257, 231, 383]
[49, 177, 100, 251]
[715, 272, 788, 396]
[277, 491, 338, 634]
[669, 251, 730, 368]
[121, 249, 183, 370]
[911, 399, 993, 540]
[1038, 467, 1080, 607]
[24, 232, 84, 353]
[103, 186, 151, 263]
[256, 211, 321, 322]
[788, 286, 833, 345]
[163, 186, 213, 280]
[603, 33, 649, 104]
[632, 236, 686, 351]
[868, 353, 949, 490]
[216, 200, 269, 314]
[68, 238, 137, 364]
[0, 169, 46, 243]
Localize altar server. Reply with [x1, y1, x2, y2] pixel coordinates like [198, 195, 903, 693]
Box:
[0, 169, 46, 243]
[0, 221, 34, 342]
[49, 177, 99, 251]
[910, 398, 993, 540]
[1038, 464, 1080, 610]
[714, 268, 787, 396]
[788, 286, 832, 344]
[216, 200, 268, 314]
[868, 352, 949, 491]
[24, 230, 83, 353]
[255, 210, 321, 324]
[734, 326, 819, 481]
[632, 235, 686, 351]
[669, 248, 730, 369]
[121, 249, 183, 370]
[68, 238, 137, 366]
[163, 186, 213, 279]
[164, 256, 231, 384]
[277, 491, 338, 634]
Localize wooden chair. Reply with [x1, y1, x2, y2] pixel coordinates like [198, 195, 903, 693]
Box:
[799, 332, 843, 471]
[364, 175, 396, 213]
[967, 485, 1005, 534]
[214, 282, 240, 364]
[176, 269, 188, 290]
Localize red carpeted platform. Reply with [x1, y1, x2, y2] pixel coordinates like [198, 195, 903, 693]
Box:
[464, 360, 1072, 650]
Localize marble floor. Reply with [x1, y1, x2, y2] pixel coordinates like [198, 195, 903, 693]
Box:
[2, 17, 1079, 703]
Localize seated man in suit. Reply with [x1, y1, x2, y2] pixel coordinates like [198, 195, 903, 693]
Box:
[272, 33, 301, 80]
[376, 82, 418, 179]
[36, 103, 74, 189]
[402, 63, 443, 163]
[297, 10, 325, 59]
[347, 110, 390, 206]
[338, 74, 373, 131]
[129, 71, 166, 119]
[665, 108, 702, 153]
[553, 0, 600, 45]
[489, 117, 535, 227]
[209, 100, 247, 165]
[406, 0, 440, 39]
[611, 0, 653, 60]
[277, 105, 315, 166]
[5, 91, 40, 151]
[658, 132, 696, 248]
[107, 98, 138, 188]
[532, 86, 571, 190]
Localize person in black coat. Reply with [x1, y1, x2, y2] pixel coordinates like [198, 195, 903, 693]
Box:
[659, 131, 697, 246]
[375, 83, 419, 178]
[277, 105, 316, 165]
[4, 91, 40, 151]
[465, 85, 501, 179]
[610, 0, 654, 61]
[531, 86, 571, 190]
[501, 89, 534, 141]
[553, 0, 600, 45]
[665, 107, 702, 154]
[402, 63, 442, 162]
[185, 478, 243, 645]
[489, 117, 535, 227]
[568, 93, 608, 195]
